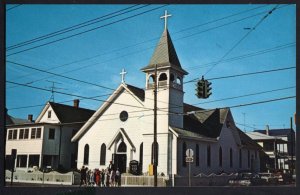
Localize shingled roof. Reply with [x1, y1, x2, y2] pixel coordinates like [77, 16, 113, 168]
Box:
[126, 84, 145, 101]
[6, 114, 33, 125]
[238, 128, 263, 150]
[254, 129, 294, 136]
[183, 104, 229, 138]
[49, 102, 95, 124]
[141, 29, 188, 75]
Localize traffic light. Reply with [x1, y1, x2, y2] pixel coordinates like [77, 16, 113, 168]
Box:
[195, 79, 205, 98]
[204, 80, 212, 98]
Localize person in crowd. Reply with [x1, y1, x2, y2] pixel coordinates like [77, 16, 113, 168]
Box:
[95, 169, 100, 186]
[89, 169, 94, 186]
[108, 161, 114, 173]
[86, 168, 90, 186]
[101, 169, 105, 187]
[110, 169, 116, 187]
[80, 166, 86, 187]
[105, 169, 110, 187]
[115, 168, 121, 187]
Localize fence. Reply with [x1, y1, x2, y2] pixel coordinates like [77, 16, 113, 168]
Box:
[121, 175, 167, 187]
[5, 170, 81, 185]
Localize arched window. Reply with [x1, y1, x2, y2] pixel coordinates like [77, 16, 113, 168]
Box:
[148, 74, 155, 83]
[159, 73, 167, 81]
[139, 143, 143, 170]
[170, 73, 175, 83]
[230, 148, 233, 168]
[182, 142, 187, 167]
[219, 147, 223, 167]
[84, 144, 89, 165]
[196, 144, 199, 166]
[176, 77, 182, 85]
[207, 145, 211, 167]
[248, 150, 250, 168]
[117, 141, 127, 153]
[239, 149, 242, 168]
[100, 143, 106, 165]
[151, 142, 159, 166]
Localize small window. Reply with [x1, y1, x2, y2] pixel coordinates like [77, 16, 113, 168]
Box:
[207, 145, 211, 167]
[49, 128, 55, 139]
[24, 129, 29, 139]
[16, 155, 27, 168]
[31, 128, 36, 139]
[239, 149, 242, 168]
[8, 130, 13, 140]
[13, 129, 18, 140]
[219, 147, 223, 167]
[119, 111, 128, 122]
[36, 128, 41, 139]
[84, 144, 89, 165]
[196, 144, 199, 166]
[176, 77, 182, 85]
[158, 73, 167, 81]
[230, 148, 233, 168]
[19, 129, 24, 139]
[100, 143, 106, 165]
[48, 111, 51, 118]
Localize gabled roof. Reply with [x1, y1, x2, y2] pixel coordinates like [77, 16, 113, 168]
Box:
[126, 84, 145, 101]
[237, 128, 264, 150]
[141, 29, 188, 75]
[183, 105, 229, 138]
[254, 128, 294, 136]
[48, 102, 95, 124]
[72, 83, 145, 142]
[6, 114, 33, 125]
[170, 126, 217, 142]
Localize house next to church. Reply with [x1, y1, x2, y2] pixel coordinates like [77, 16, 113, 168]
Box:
[71, 12, 262, 176]
[5, 100, 95, 171]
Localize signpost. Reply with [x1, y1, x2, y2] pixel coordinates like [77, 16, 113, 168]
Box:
[186, 149, 194, 187]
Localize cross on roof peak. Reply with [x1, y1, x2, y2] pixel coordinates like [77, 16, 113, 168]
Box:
[120, 68, 127, 83]
[160, 10, 172, 30]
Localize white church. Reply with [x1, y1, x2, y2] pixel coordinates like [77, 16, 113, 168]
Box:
[71, 11, 262, 176]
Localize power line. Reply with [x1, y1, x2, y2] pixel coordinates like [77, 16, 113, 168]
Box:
[7, 5, 290, 86]
[6, 5, 168, 57]
[6, 4, 146, 50]
[7, 41, 295, 90]
[192, 86, 295, 106]
[185, 66, 295, 83]
[203, 5, 280, 76]
[186, 42, 295, 71]
[6, 80, 155, 112]
[6, 4, 22, 11]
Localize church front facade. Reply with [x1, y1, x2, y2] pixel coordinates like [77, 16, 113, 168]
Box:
[72, 14, 262, 176]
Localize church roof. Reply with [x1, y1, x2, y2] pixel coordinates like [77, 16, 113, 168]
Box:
[48, 102, 95, 124]
[254, 128, 294, 136]
[237, 129, 264, 150]
[126, 84, 145, 101]
[171, 126, 217, 142]
[141, 29, 188, 75]
[183, 105, 228, 138]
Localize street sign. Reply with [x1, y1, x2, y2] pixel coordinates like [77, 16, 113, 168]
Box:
[186, 148, 194, 157]
[186, 157, 193, 162]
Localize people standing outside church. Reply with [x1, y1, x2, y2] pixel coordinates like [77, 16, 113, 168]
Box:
[101, 169, 105, 187]
[105, 169, 110, 187]
[115, 168, 121, 187]
[80, 166, 86, 187]
[108, 161, 114, 173]
[95, 169, 100, 186]
[110, 169, 116, 187]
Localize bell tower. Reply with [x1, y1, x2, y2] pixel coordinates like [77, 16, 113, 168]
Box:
[141, 13, 188, 131]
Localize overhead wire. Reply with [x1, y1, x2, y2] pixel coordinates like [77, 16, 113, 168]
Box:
[6, 5, 291, 87]
[6, 4, 169, 57]
[6, 4, 146, 50]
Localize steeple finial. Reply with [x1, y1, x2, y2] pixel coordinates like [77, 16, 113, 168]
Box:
[160, 10, 172, 30]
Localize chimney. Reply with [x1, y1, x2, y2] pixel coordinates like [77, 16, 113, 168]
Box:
[266, 125, 270, 136]
[73, 99, 80, 108]
[28, 114, 33, 122]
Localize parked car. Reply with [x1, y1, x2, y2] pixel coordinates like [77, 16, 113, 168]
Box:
[274, 172, 293, 184]
[258, 173, 278, 185]
[228, 173, 266, 186]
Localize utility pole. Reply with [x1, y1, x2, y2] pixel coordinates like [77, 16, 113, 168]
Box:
[242, 113, 246, 132]
[153, 64, 158, 187]
[46, 80, 66, 102]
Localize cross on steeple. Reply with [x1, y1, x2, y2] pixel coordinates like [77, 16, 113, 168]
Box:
[160, 10, 172, 30]
[120, 68, 127, 83]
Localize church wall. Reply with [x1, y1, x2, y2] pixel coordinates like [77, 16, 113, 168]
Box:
[77, 89, 150, 171]
[168, 87, 184, 129]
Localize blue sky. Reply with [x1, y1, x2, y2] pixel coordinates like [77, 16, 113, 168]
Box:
[6, 4, 296, 132]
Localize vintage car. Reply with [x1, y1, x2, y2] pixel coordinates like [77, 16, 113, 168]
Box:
[228, 172, 266, 186]
[258, 173, 278, 185]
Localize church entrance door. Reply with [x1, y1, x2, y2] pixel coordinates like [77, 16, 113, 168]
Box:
[113, 141, 127, 173]
[114, 154, 127, 174]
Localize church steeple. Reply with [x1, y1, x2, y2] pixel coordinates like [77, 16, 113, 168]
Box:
[141, 29, 188, 75]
